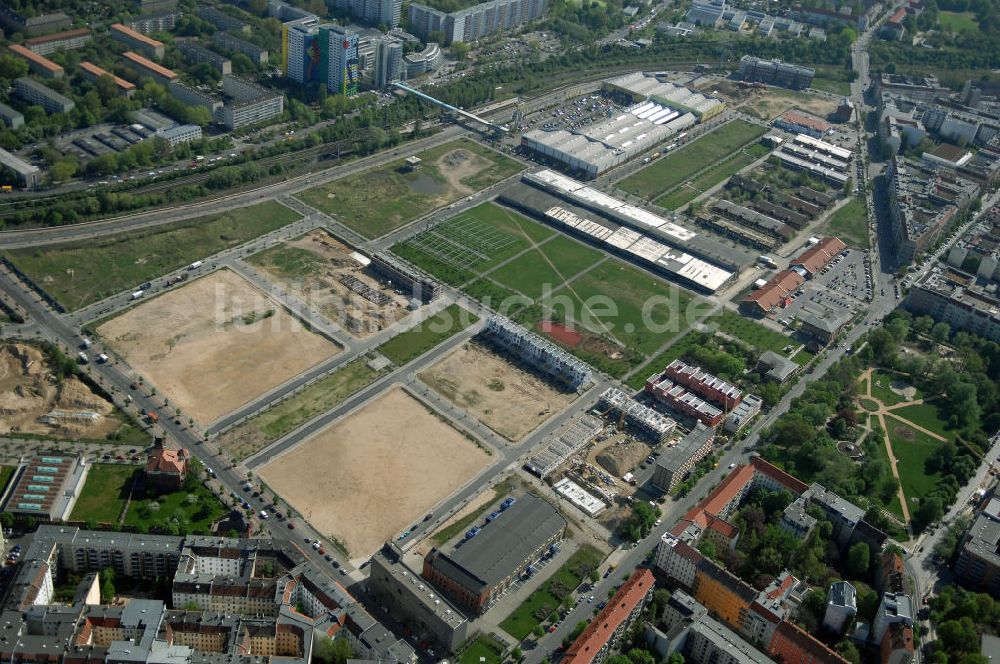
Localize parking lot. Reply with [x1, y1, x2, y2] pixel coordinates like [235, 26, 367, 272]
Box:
[776, 248, 870, 328]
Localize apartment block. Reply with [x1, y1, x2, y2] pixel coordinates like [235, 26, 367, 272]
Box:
[954, 497, 1000, 595]
[650, 424, 716, 493]
[407, 0, 548, 44]
[24, 28, 91, 56]
[906, 266, 1000, 343]
[7, 44, 64, 78]
[214, 31, 270, 64]
[218, 75, 284, 129]
[111, 23, 166, 59]
[737, 55, 814, 89]
[563, 570, 655, 664]
[199, 7, 250, 33]
[12, 77, 75, 114]
[177, 41, 232, 75]
[122, 51, 177, 85]
[79, 62, 137, 97]
[0, 148, 40, 188]
[126, 10, 183, 34]
[0, 102, 25, 130]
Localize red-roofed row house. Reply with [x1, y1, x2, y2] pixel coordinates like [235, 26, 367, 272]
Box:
[741, 236, 846, 316]
[562, 569, 655, 664]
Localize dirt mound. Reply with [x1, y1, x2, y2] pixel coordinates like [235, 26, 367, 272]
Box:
[596, 438, 652, 477]
[0, 342, 119, 439]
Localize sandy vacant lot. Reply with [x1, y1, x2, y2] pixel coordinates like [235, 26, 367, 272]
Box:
[97, 270, 339, 425]
[419, 341, 575, 441]
[259, 387, 491, 559]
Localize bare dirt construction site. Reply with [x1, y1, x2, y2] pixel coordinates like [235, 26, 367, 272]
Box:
[247, 230, 412, 337]
[698, 79, 839, 120]
[418, 341, 576, 442]
[96, 270, 340, 426]
[0, 343, 120, 439]
[258, 387, 492, 560]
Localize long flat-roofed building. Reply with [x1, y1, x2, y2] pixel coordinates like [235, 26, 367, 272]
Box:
[1, 455, 89, 520]
[111, 23, 166, 59]
[24, 28, 91, 56]
[0, 147, 40, 187]
[78, 62, 136, 97]
[422, 493, 566, 614]
[650, 424, 717, 492]
[603, 72, 726, 121]
[7, 44, 64, 78]
[0, 102, 24, 129]
[176, 41, 232, 74]
[520, 170, 736, 293]
[122, 51, 178, 85]
[13, 77, 75, 114]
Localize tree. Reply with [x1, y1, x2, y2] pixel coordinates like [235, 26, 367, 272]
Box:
[0, 54, 28, 80]
[0, 512, 13, 529]
[313, 636, 352, 664]
[666, 655, 686, 664]
[451, 41, 470, 60]
[835, 640, 861, 664]
[846, 542, 870, 577]
[626, 649, 656, 664]
[603, 657, 632, 664]
[649, 588, 671, 620]
[931, 321, 952, 343]
[511, 646, 523, 662]
[100, 567, 116, 604]
[916, 496, 944, 530]
[50, 157, 78, 183]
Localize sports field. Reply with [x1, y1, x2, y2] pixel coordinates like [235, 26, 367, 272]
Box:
[393, 203, 707, 377]
[5, 202, 301, 311]
[258, 387, 492, 560]
[296, 139, 523, 239]
[618, 121, 768, 201]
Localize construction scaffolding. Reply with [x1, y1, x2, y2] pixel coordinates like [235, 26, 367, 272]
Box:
[598, 387, 676, 443]
[525, 413, 604, 478]
[372, 252, 442, 304]
[483, 315, 594, 391]
[338, 274, 391, 305]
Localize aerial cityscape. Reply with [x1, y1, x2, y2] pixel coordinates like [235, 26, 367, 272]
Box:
[0, 0, 998, 662]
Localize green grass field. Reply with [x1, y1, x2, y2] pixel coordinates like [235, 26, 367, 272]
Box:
[869, 370, 913, 407]
[938, 10, 979, 32]
[709, 310, 790, 354]
[123, 475, 227, 534]
[6, 202, 301, 311]
[890, 402, 949, 439]
[821, 197, 869, 248]
[500, 545, 603, 640]
[458, 636, 505, 664]
[378, 304, 479, 365]
[392, 202, 556, 287]
[70, 463, 135, 524]
[0, 466, 15, 495]
[557, 261, 697, 356]
[70, 463, 226, 533]
[624, 331, 711, 389]
[811, 77, 852, 96]
[654, 143, 770, 209]
[296, 140, 523, 239]
[791, 347, 815, 366]
[219, 358, 387, 460]
[886, 420, 943, 502]
[490, 236, 604, 299]
[865, 422, 906, 520]
[246, 244, 328, 280]
[618, 121, 768, 200]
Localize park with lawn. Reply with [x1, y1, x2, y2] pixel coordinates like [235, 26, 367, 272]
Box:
[296, 139, 523, 239]
[5, 202, 301, 311]
[71, 461, 227, 535]
[499, 544, 603, 641]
